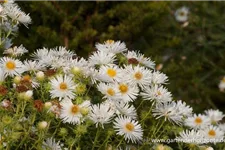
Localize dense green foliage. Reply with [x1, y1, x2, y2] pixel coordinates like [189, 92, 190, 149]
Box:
[15, 1, 225, 113]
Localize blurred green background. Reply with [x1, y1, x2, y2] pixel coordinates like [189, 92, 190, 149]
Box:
[15, 1, 225, 113]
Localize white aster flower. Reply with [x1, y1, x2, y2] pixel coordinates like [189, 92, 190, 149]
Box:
[50, 75, 76, 100]
[152, 101, 183, 125]
[184, 114, 211, 129]
[22, 60, 45, 72]
[175, 6, 189, 23]
[200, 125, 224, 144]
[113, 116, 143, 143]
[176, 129, 205, 144]
[151, 71, 168, 85]
[96, 40, 127, 54]
[67, 57, 89, 75]
[123, 65, 152, 89]
[126, 50, 155, 69]
[97, 82, 119, 100]
[205, 109, 224, 124]
[60, 99, 90, 125]
[3, 45, 28, 57]
[176, 100, 193, 117]
[89, 103, 115, 128]
[141, 85, 172, 103]
[115, 101, 137, 119]
[89, 51, 116, 66]
[42, 137, 65, 150]
[0, 57, 24, 77]
[117, 82, 139, 103]
[98, 64, 123, 82]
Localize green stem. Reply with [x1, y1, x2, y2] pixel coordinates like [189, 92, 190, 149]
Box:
[91, 127, 100, 150]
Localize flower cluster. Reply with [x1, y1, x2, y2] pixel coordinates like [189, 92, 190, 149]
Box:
[0, 0, 31, 49]
[0, 39, 224, 149]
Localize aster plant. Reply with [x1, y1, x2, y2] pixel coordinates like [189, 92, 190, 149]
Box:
[0, 2, 225, 150]
[0, 39, 224, 150]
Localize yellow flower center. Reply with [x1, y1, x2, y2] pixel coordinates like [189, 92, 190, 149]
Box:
[107, 88, 115, 96]
[107, 68, 116, 78]
[71, 105, 80, 114]
[6, 61, 16, 70]
[125, 122, 134, 132]
[119, 84, 128, 94]
[59, 82, 67, 90]
[106, 40, 114, 44]
[194, 117, 202, 125]
[157, 91, 161, 96]
[134, 72, 143, 80]
[208, 129, 216, 137]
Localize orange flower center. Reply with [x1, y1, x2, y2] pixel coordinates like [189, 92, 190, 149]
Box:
[107, 69, 116, 78]
[134, 72, 143, 80]
[119, 84, 128, 94]
[59, 82, 67, 90]
[6, 61, 16, 70]
[107, 88, 115, 96]
[208, 129, 216, 137]
[194, 117, 202, 124]
[125, 123, 134, 132]
[71, 105, 80, 114]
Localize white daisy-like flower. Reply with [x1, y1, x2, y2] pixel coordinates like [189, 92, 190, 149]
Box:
[113, 116, 143, 143]
[98, 64, 123, 82]
[0, 57, 24, 77]
[89, 103, 115, 128]
[1, 38, 12, 49]
[115, 101, 137, 119]
[151, 71, 168, 85]
[200, 125, 224, 143]
[50, 75, 76, 100]
[218, 76, 225, 92]
[117, 82, 139, 103]
[141, 85, 172, 103]
[60, 99, 90, 125]
[3, 45, 28, 57]
[152, 101, 183, 125]
[174, 6, 189, 23]
[67, 57, 89, 75]
[123, 65, 152, 88]
[176, 100, 193, 117]
[42, 137, 64, 150]
[22, 60, 45, 72]
[89, 51, 116, 66]
[126, 50, 155, 69]
[96, 40, 127, 54]
[32, 48, 50, 60]
[176, 129, 205, 144]
[184, 114, 211, 129]
[49, 47, 74, 59]
[97, 82, 119, 100]
[205, 109, 224, 124]
[4, 4, 31, 27]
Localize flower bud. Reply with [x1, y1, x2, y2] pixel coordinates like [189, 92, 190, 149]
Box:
[58, 127, 68, 137]
[80, 107, 89, 116]
[38, 121, 48, 130]
[24, 90, 33, 100]
[44, 102, 52, 110]
[36, 71, 45, 81]
[13, 76, 21, 84]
